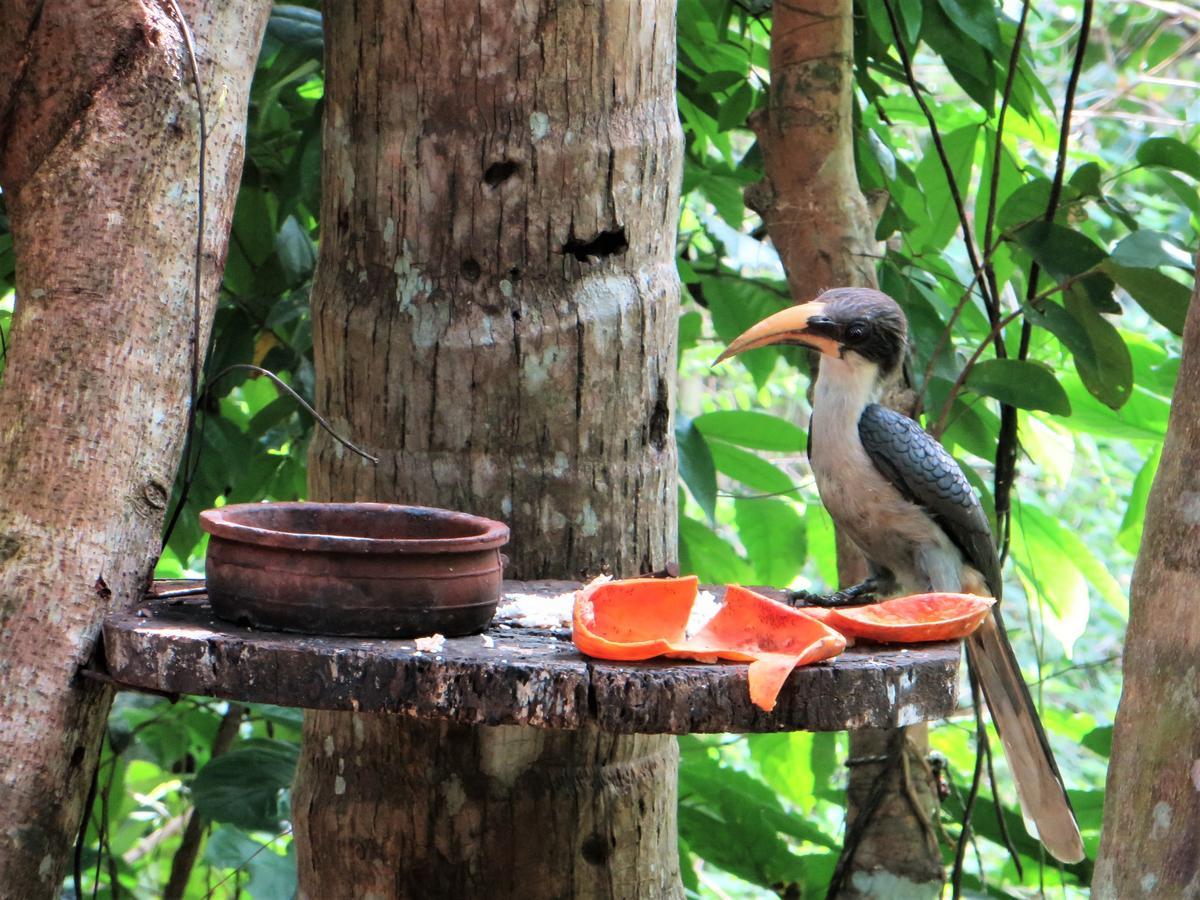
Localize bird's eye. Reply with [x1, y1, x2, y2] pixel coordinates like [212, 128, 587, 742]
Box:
[846, 322, 869, 342]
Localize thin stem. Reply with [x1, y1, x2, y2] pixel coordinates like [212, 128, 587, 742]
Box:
[996, 0, 1094, 552]
[880, 0, 999, 341]
[981, 0, 1032, 267]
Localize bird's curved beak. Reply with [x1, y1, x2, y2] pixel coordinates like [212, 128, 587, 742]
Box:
[713, 301, 840, 365]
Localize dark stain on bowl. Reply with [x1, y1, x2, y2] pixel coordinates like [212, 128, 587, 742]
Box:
[200, 502, 510, 638]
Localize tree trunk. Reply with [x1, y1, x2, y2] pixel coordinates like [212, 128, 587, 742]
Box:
[290, 0, 683, 896]
[0, 2, 268, 894]
[749, 1, 941, 895]
[1095, 261, 1200, 896]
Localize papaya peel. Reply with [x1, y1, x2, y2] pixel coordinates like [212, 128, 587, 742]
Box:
[572, 578, 994, 712]
[573, 578, 844, 711]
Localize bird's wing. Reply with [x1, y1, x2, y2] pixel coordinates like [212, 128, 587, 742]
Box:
[857, 403, 1002, 599]
[857, 405, 1083, 861]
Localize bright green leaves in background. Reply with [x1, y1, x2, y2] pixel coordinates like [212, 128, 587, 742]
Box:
[3, 0, 1184, 895]
[673, 0, 1194, 894]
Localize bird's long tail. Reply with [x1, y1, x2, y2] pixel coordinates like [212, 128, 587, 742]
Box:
[965, 612, 1085, 863]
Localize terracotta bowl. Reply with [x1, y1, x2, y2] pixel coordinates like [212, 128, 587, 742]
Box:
[200, 502, 509, 638]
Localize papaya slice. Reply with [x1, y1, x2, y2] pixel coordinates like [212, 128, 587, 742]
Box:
[824, 592, 995, 643]
[668, 585, 846, 711]
[572, 579, 845, 712]
[571, 575, 698, 661]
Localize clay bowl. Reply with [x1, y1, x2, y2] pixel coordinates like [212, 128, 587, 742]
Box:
[200, 502, 509, 638]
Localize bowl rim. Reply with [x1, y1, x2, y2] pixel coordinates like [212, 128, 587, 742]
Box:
[199, 501, 510, 555]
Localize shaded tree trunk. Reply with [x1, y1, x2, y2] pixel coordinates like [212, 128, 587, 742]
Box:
[0, 2, 268, 894]
[1095, 260, 1200, 896]
[749, 1, 941, 895]
[290, 0, 683, 896]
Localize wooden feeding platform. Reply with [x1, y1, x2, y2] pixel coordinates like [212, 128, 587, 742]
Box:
[102, 581, 962, 733]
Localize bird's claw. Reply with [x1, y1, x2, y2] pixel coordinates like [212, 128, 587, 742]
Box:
[787, 581, 878, 608]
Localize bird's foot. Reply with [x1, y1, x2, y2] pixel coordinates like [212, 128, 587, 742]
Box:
[787, 579, 879, 608]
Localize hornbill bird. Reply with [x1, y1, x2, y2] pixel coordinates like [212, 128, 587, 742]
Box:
[715, 287, 1084, 864]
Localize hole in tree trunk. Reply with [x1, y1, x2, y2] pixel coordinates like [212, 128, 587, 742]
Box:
[461, 258, 481, 282]
[562, 227, 628, 262]
[581, 832, 610, 865]
[483, 160, 520, 186]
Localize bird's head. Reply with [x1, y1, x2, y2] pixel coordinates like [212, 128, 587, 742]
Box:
[714, 288, 908, 379]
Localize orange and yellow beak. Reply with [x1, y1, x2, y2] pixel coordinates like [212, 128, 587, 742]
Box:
[713, 301, 840, 365]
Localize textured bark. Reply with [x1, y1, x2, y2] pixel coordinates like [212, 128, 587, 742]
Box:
[292, 0, 683, 896]
[1095, 262, 1200, 897]
[105, 582, 961, 732]
[746, 0, 877, 300]
[294, 718, 681, 899]
[750, 1, 941, 895]
[0, 2, 269, 894]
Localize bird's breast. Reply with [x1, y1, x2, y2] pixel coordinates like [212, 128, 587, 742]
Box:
[809, 414, 962, 593]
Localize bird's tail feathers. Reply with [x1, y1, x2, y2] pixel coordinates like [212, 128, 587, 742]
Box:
[966, 613, 1085, 864]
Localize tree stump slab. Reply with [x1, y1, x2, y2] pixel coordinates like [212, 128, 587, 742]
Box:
[103, 581, 961, 734]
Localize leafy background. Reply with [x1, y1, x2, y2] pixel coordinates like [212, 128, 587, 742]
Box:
[0, 0, 1193, 896]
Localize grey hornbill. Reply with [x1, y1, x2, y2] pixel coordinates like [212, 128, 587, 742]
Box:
[715, 287, 1085, 864]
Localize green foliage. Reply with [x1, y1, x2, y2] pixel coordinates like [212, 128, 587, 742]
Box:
[12, 0, 1186, 895]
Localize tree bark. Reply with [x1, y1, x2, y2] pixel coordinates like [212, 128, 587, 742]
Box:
[1095, 261, 1200, 897]
[749, 1, 941, 895]
[291, 0, 683, 896]
[0, 2, 268, 894]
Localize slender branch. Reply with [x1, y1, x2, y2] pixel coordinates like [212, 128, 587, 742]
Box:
[981, 0, 1032, 262]
[164, 705, 245, 899]
[951, 668, 987, 900]
[995, 0, 1094, 553]
[879, 0, 999, 341]
[931, 258, 1103, 438]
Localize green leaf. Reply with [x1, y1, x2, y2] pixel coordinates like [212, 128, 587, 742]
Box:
[909, 124, 979, 252]
[192, 740, 298, 831]
[678, 310, 702, 353]
[734, 498, 806, 588]
[694, 410, 806, 452]
[1012, 221, 1107, 282]
[899, 0, 923, 43]
[997, 178, 1054, 233]
[695, 70, 744, 93]
[936, 0, 1001, 52]
[276, 215, 316, 284]
[1137, 136, 1200, 181]
[1068, 161, 1103, 198]
[1058, 376, 1169, 441]
[676, 417, 717, 522]
[747, 732, 828, 816]
[1104, 262, 1190, 335]
[1118, 445, 1161, 556]
[1032, 291, 1133, 410]
[804, 503, 840, 589]
[1010, 502, 1091, 656]
[205, 827, 297, 899]
[679, 516, 753, 584]
[921, 3, 996, 112]
[966, 359, 1071, 416]
[703, 275, 789, 388]
[717, 83, 755, 132]
[1109, 230, 1195, 272]
[678, 744, 838, 889]
[1082, 725, 1113, 759]
[1015, 497, 1126, 619]
[709, 440, 796, 495]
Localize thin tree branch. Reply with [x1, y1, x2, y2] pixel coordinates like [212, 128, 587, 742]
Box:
[995, 0, 1094, 554]
[879, 0, 999, 343]
[164, 705, 245, 899]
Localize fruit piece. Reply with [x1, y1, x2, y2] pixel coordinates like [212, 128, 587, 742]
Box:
[571, 575, 697, 661]
[571, 579, 846, 712]
[669, 586, 846, 711]
[825, 592, 995, 643]
[793, 604, 836, 625]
